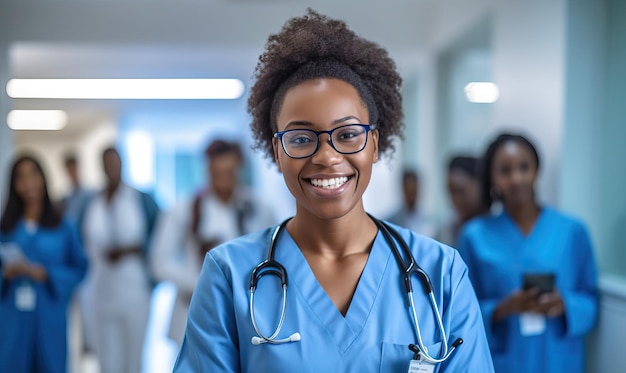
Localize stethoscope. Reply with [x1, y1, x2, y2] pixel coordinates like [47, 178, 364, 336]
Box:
[249, 215, 463, 364]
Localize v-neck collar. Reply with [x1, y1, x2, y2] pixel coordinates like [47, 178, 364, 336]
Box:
[274, 229, 392, 355]
[500, 206, 548, 240]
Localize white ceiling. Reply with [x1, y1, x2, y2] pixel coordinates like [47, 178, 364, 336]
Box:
[1, 0, 494, 138]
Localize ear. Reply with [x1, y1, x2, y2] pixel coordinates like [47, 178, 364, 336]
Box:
[272, 138, 283, 173]
[371, 129, 379, 164]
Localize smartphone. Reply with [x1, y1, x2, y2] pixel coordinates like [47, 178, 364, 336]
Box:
[523, 273, 555, 295]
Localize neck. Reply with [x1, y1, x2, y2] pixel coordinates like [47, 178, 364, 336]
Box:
[214, 189, 234, 203]
[106, 181, 120, 201]
[288, 206, 377, 260]
[23, 202, 42, 222]
[504, 201, 541, 230]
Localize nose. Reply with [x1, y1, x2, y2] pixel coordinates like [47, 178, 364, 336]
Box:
[310, 133, 342, 165]
[510, 168, 525, 185]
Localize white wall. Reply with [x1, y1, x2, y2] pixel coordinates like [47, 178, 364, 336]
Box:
[491, 0, 566, 207]
[426, 1, 567, 224]
[560, 0, 606, 267]
[599, 0, 626, 277]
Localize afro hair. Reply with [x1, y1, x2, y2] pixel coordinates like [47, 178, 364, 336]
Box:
[247, 9, 404, 161]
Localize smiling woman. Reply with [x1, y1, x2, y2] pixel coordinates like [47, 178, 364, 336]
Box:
[173, 9, 494, 373]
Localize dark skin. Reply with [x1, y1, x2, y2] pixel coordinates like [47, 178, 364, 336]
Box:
[196, 151, 243, 261]
[447, 169, 483, 239]
[490, 141, 565, 322]
[101, 150, 143, 264]
[402, 175, 418, 212]
[273, 78, 380, 316]
[1, 160, 48, 282]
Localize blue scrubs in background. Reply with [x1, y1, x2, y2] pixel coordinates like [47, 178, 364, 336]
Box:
[0, 219, 88, 373]
[174, 222, 494, 372]
[457, 207, 598, 373]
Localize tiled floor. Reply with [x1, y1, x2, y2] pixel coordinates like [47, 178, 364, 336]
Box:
[70, 282, 179, 373]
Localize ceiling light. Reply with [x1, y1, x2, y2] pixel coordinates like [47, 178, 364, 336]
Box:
[6, 78, 245, 99]
[464, 82, 500, 103]
[7, 110, 68, 130]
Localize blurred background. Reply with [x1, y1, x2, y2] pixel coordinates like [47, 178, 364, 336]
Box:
[0, 0, 624, 372]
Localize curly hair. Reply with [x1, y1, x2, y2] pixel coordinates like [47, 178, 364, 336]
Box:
[247, 9, 404, 160]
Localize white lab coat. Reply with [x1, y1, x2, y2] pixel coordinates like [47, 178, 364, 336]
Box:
[82, 184, 152, 373]
[150, 188, 277, 346]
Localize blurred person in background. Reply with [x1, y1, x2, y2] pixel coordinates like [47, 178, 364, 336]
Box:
[457, 133, 599, 373]
[82, 147, 159, 373]
[58, 152, 95, 226]
[386, 168, 438, 237]
[436, 155, 487, 246]
[0, 155, 88, 373]
[150, 139, 277, 349]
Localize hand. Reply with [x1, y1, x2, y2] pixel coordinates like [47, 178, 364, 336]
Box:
[106, 246, 142, 264]
[106, 248, 126, 264]
[1, 261, 30, 280]
[2, 262, 48, 282]
[528, 291, 565, 317]
[493, 288, 540, 321]
[26, 263, 48, 282]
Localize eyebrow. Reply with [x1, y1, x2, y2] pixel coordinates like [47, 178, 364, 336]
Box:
[283, 116, 362, 129]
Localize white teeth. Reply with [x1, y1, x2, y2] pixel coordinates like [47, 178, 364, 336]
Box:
[310, 177, 349, 189]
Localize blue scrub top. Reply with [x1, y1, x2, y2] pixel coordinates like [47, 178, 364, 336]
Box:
[0, 218, 88, 373]
[457, 207, 599, 373]
[174, 221, 494, 372]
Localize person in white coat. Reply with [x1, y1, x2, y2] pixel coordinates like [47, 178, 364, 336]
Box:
[82, 147, 159, 373]
[150, 139, 277, 348]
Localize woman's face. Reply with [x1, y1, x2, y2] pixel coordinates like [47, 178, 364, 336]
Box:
[447, 170, 481, 220]
[103, 150, 122, 185]
[14, 159, 45, 205]
[273, 78, 379, 220]
[491, 141, 538, 207]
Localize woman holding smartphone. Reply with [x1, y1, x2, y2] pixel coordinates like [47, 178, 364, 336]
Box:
[457, 133, 599, 373]
[0, 155, 88, 373]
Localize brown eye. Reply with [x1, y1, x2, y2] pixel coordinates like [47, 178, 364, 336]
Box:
[520, 161, 531, 172]
[498, 165, 511, 176]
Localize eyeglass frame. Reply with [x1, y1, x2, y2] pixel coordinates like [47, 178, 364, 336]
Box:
[273, 124, 376, 159]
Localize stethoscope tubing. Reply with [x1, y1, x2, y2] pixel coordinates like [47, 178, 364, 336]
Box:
[373, 216, 456, 363]
[248, 216, 462, 363]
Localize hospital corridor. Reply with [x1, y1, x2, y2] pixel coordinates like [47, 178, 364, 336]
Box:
[1, 1, 625, 372]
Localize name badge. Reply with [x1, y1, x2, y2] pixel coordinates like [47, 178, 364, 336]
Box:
[16, 283, 36, 311]
[519, 312, 546, 336]
[408, 357, 436, 373]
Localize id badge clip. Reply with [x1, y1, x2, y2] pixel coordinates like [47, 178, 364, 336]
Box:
[408, 344, 435, 373]
[16, 281, 36, 311]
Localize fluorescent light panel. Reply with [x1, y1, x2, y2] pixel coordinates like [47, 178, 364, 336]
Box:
[7, 110, 68, 130]
[464, 82, 500, 103]
[6, 78, 245, 99]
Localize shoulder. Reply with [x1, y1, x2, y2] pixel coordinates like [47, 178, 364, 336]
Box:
[458, 213, 500, 239]
[542, 206, 586, 228]
[541, 206, 591, 239]
[206, 226, 277, 279]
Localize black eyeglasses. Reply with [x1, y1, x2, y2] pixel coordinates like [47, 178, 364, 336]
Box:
[273, 124, 375, 159]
